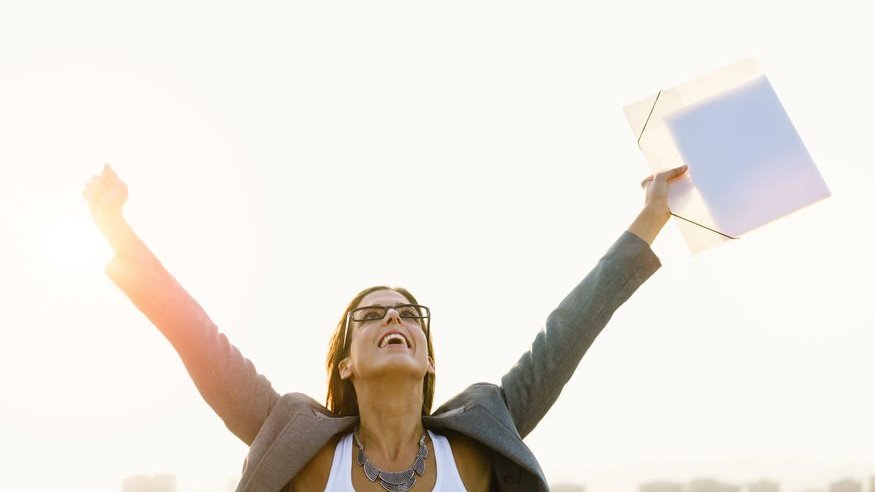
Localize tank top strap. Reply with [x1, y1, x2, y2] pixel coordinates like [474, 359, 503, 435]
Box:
[324, 432, 355, 491]
[428, 430, 467, 491]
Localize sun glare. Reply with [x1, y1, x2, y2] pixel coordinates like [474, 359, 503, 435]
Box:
[38, 213, 111, 275]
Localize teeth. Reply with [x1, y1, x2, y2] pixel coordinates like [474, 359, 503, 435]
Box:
[379, 333, 407, 348]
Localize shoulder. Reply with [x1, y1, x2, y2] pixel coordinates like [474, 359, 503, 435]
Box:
[279, 392, 329, 410]
[251, 392, 344, 453]
[265, 392, 334, 420]
[432, 382, 505, 414]
[429, 382, 520, 433]
[260, 392, 356, 442]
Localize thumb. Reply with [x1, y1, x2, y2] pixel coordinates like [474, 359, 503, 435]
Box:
[663, 164, 688, 179]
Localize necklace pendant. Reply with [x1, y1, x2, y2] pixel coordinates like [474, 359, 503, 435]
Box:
[412, 454, 425, 476]
[378, 476, 417, 492]
[363, 460, 381, 482]
[379, 469, 415, 485]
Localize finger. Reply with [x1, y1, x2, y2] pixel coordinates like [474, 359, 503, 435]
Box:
[99, 170, 114, 190]
[102, 167, 124, 194]
[83, 177, 99, 201]
[662, 164, 688, 179]
[84, 185, 101, 206]
[640, 175, 654, 188]
[651, 165, 687, 184]
[86, 182, 110, 208]
[104, 163, 118, 180]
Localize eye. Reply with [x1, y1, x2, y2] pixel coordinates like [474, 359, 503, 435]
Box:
[398, 306, 418, 317]
[353, 306, 386, 321]
[360, 308, 384, 320]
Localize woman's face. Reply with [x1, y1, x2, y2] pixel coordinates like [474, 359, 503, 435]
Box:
[339, 289, 434, 383]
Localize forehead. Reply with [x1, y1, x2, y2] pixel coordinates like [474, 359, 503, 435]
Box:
[357, 289, 410, 308]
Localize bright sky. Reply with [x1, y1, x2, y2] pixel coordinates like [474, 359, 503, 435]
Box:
[1, 2, 873, 492]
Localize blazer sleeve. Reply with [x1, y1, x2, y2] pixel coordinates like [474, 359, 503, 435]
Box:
[105, 246, 280, 446]
[499, 230, 661, 438]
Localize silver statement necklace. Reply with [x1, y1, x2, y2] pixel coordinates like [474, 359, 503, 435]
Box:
[353, 427, 428, 492]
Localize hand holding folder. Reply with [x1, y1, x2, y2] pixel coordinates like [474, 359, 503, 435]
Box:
[624, 59, 831, 254]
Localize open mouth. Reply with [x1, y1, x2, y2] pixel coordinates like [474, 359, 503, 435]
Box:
[378, 331, 409, 349]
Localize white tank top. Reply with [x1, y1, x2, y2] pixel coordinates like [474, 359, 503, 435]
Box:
[323, 429, 467, 491]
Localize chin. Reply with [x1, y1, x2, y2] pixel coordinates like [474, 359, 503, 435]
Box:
[365, 357, 428, 379]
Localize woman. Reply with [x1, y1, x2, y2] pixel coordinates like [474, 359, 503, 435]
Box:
[83, 163, 687, 492]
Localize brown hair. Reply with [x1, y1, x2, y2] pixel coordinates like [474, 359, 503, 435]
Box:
[325, 286, 436, 417]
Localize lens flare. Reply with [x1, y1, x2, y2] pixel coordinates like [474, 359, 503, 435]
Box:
[38, 212, 110, 275]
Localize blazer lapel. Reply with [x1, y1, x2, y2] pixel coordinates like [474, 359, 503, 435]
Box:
[240, 408, 357, 492]
[424, 403, 545, 481]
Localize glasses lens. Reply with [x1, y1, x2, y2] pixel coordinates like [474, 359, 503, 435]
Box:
[351, 304, 429, 322]
[397, 304, 426, 319]
[352, 306, 386, 322]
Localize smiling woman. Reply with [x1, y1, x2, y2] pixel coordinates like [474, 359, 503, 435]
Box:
[83, 163, 686, 492]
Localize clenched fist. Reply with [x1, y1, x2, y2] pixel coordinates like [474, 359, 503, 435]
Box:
[83, 164, 128, 228]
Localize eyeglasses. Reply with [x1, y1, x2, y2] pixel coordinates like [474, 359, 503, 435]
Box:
[343, 304, 431, 350]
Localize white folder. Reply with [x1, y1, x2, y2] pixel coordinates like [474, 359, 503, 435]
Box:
[623, 59, 831, 254]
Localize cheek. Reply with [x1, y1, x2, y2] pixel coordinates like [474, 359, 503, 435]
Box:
[413, 329, 430, 354]
[350, 324, 372, 347]
[349, 329, 381, 361]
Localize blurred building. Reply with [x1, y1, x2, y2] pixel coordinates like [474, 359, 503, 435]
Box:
[829, 479, 862, 492]
[550, 484, 585, 492]
[688, 478, 740, 492]
[749, 480, 780, 492]
[122, 473, 176, 492]
[640, 481, 683, 492]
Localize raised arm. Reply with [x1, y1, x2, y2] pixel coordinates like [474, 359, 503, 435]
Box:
[499, 165, 687, 438]
[83, 165, 279, 445]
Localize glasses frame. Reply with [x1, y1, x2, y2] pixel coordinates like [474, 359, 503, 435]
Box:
[342, 304, 431, 351]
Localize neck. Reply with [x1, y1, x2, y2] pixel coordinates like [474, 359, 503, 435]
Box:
[354, 375, 426, 465]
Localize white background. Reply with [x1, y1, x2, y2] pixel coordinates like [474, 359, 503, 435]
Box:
[1, 2, 872, 491]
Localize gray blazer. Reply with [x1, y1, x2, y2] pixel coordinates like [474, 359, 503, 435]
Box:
[106, 230, 661, 492]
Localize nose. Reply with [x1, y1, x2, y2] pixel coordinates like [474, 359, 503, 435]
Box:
[383, 308, 403, 325]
